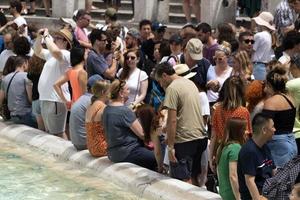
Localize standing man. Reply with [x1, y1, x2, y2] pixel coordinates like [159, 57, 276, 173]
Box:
[74, 9, 92, 49]
[238, 113, 276, 200]
[196, 23, 218, 65]
[154, 62, 208, 186]
[9, 0, 28, 37]
[34, 28, 73, 139]
[87, 29, 118, 79]
[238, 31, 254, 57]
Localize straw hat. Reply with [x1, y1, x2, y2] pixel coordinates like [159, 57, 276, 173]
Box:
[173, 64, 196, 79]
[252, 12, 275, 31]
[55, 28, 73, 48]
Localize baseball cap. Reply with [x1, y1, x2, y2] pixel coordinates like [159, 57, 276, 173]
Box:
[87, 74, 104, 89]
[104, 7, 117, 18]
[186, 38, 203, 60]
[127, 27, 140, 39]
[152, 21, 167, 32]
[169, 34, 183, 44]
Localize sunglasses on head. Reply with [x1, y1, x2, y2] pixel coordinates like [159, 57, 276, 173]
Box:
[244, 39, 255, 45]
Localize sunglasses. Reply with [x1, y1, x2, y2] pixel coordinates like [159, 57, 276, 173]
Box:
[244, 39, 255, 45]
[126, 56, 137, 60]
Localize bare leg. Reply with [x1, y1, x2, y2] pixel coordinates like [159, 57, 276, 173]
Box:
[30, 1, 36, 13]
[191, 0, 201, 23]
[36, 115, 45, 131]
[183, 0, 191, 23]
[85, 0, 93, 13]
[21, 1, 28, 14]
[42, 0, 51, 16]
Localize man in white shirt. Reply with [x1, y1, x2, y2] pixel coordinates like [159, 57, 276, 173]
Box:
[34, 28, 73, 139]
[252, 12, 275, 80]
[9, 0, 28, 37]
[0, 32, 15, 73]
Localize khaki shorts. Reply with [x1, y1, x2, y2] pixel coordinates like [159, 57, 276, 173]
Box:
[40, 101, 67, 135]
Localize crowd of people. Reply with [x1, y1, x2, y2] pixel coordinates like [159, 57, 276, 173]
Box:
[1, 0, 300, 199]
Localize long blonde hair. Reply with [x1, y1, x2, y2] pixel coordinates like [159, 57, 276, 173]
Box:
[91, 80, 111, 104]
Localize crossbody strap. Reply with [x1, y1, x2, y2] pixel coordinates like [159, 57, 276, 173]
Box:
[5, 72, 19, 99]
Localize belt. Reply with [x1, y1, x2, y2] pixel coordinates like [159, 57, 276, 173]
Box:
[253, 62, 267, 65]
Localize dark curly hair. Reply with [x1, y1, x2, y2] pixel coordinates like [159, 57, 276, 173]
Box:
[266, 66, 288, 93]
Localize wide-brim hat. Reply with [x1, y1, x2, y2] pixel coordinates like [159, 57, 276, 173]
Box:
[173, 64, 196, 79]
[252, 12, 275, 31]
[54, 28, 73, 48]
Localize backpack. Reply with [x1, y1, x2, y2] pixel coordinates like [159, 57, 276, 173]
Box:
[262, 156, 300, 200]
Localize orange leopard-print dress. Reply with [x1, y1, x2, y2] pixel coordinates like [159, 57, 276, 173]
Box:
[85, 104, 107, 157]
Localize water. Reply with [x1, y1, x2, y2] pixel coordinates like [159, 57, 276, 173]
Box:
[0, 138, 144, 200]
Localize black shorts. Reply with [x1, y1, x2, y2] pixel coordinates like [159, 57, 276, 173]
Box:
[170, 138, 208, 180]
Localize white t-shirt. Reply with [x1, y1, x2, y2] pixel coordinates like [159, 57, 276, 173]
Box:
[278, 51, 291, 65]
[206, 65, 232, 102]
[117, 67, 148, 106]
[0, 50, 15, 72]
[38, 49, 71, 102]
[199, 92, 210, 116]
[13, 16, 28, 37]
[252, 31, 274, 63]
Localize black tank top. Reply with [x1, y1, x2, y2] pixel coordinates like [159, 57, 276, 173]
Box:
[262, 94, 296, 135]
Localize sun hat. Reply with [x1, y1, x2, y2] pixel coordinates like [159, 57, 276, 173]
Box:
[173, 64, 196, 79]
[55, 28, 73, 48]
[185, 38, 203, 60]
[252, 12, 275, 31]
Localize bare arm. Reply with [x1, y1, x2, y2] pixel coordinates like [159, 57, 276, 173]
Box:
[150, 132, 163, 172]
[167, 109, 177, 163]
[209, 129, 217, 173]
[229, 161, 240, 200]
[42, 29, 64, 61]
[33, 31, 44, 59]
[25, 80, 33, 103]
[130, 119, 145, 140]
[245, 175, 260, 200]
[78, 40, 92, 49]
[78, 69, 88, 95]
[103, 58, 117, 80]
[134, 79, 148, 105]
[53, 73, 70, 103]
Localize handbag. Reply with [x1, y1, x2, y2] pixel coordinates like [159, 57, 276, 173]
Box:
[1, 72, 18, 120]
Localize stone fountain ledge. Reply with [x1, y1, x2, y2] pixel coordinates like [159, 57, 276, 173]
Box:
[0, 122, 221, 200]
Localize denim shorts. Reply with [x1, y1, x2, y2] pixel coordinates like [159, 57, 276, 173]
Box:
[267, 133, 298, 168]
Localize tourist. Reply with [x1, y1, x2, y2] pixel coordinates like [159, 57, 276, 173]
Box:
[34, 27, 73, 139]
[216, 118, 246, 200]
[54, 47, 88, 108]
[9, 0, 28, 37]
[206, 41, 232, 105]
[182, 0, 201, 23]
[287, 54, 300, 153]
[237, 31, 254, 58]
[0, 56, 37, 128]
[102, 79, 156, 170]
[154, 62, 207, 186]
[27, 55, 45, 130]
[0, 32, 15, 74]
[125, 27, 140, 52]
[117, 49, 148, 107]
[20, 0, 36, 15]
[238, 113, 276, 200]
[42, 0, 51, 17]
[263, 66, 297, 167]
[251, 12, 275, 80]
[278, 30, 300, 67]
[231, 50, 253, 83]
[85, 79, 110, 156]
[196, 23, 219, 65]
[86, 29, 118, 79]
[73, 9, 92, 49]
[209, 76, 252, 172]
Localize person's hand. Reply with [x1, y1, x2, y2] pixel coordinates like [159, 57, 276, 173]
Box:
[209, 158, 216, 174]
[206, 80, 220, 92]
[66, 101, 72, 110]
[168, 147, 177, 163]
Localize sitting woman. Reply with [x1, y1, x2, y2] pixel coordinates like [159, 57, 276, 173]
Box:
[85, 80, 110, 157]
[102, 79, 156, 170]
[135, 104, 164, 173]
[216, 117, 246, 200]
[117, 49, 148, 107]
[54, 47, 87, 108]
[263, 66, 297, 168]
